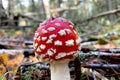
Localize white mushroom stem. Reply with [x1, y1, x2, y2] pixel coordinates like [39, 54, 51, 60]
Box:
[50, 61, 70, 80]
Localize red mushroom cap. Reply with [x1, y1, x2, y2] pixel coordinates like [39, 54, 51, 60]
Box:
[33, 17, 81, 62]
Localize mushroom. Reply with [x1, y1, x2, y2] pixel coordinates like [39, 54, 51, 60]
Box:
[33, 17, 81, 80]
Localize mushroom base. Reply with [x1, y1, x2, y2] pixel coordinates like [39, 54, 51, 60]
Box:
[50, 61, 70, 80]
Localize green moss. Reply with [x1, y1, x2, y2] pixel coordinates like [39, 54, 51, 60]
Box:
[97, 38, 108, 44]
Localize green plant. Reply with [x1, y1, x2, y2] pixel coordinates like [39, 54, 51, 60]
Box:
[20, 66, 40, 80]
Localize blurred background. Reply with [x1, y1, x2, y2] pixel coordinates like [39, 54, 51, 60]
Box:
[0, 0, 120, 42]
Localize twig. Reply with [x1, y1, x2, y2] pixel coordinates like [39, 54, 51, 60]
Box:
[105, 62, 120, 79]
[106, 73, 120, 77]
[2, 71, 12, 80]
[82, 68, 108, 80]
[92, 70, 108, 80]
[85, 69, 90, 80]
[90, 69, 97, 80]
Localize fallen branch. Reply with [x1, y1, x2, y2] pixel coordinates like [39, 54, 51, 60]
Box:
[19, 14, 43, 23]
[81, 48, 120, 53]
[82, 63, 120, 69]
[20, 62, 49, 69]
[0, 40, 33, 45]
[79, 51, 120, 57]
[50, 6, 78, 12]
[74, 9, 120, 23]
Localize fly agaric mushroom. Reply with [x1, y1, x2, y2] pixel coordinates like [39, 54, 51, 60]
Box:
[33, 17, 81, 80]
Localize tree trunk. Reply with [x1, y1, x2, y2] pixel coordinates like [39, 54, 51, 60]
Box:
[108, 0, 114, 21]
[28, 0, 36, 12]
[0, 0, 8, 26]
[39, 0, 46, 19]
[50, 0, 62, 17]
[8, 0, 14, 19]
